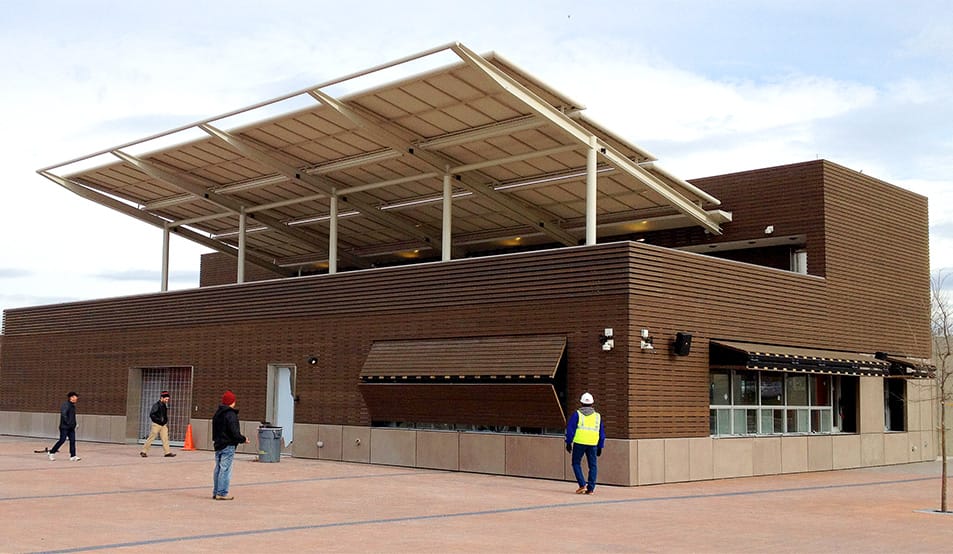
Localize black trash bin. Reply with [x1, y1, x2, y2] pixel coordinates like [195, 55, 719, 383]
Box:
[257, 426, 282, 463]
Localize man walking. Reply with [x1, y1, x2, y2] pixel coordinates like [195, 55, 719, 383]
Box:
[48, 392, 80, 461]
[565, 392, 605, 494]
[140, 391, 176, 458]
[212, 390, 247, 500]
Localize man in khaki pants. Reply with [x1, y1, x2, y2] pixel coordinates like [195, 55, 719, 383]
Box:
[140, 391, 176, 458]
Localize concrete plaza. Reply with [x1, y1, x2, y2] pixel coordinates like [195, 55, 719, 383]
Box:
[1, 435, 951, 553]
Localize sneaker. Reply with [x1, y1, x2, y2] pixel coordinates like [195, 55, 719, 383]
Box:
[214, 495, 234, 501]
[164, 453, 176, 457]
[140, 452, 148, 458]
[48, 453, 55, 461]
[69, 456, 81, 461]
[585, 489, 594, 495]
[575, 486, 586, 494]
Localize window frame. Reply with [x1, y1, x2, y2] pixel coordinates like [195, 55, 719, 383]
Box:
[709, 369, 840, 437]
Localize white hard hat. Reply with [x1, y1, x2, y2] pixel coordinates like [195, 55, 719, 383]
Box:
[580, 392, 594, 405]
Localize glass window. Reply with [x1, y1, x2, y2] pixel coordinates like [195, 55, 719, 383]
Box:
[733, 408, 757, 434]
[810, 375, 831, 406]
[760, 409, 783, 434]
[786, 408, 809, 433]
[711, 408, 731, 435]
[811, 410, 832, 433]
[761, 373, 784, 405]
[710, 369, 843, 437]
[733, 371, 758, 405]
[710, 371, 731, 405]
[787, 374, 808, 405]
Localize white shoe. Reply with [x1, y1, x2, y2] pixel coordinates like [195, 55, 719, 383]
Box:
[48, 453, 55, 461]
[69, 456, 81, 461]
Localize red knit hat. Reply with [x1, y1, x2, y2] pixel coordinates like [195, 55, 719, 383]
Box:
[221, 390, 236, 405]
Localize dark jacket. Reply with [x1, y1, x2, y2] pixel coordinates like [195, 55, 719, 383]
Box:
[212, 404, 246, 451]
[149, 400, 169, 426]
[59, 401, 77, 431]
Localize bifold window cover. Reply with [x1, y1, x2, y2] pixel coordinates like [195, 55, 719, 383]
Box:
[359, 335, 568, 428]
[879, 353, 935, 379]
[360, 335, 566, 381]
[710, 340, 889, 376]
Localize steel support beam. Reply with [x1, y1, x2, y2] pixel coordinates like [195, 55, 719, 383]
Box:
[450, 42, 723, 235]
[198, 123, 443, 253]
[161, 224, 170, 291]
[586, 135, 598, 245]
[442, 170, 452, 261]
[307, 88, 578, 247]
[38, 171, 293, 276]
[110, 150, 368, 268]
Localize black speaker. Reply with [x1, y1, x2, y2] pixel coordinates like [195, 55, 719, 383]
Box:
[673, 332, 692, 356]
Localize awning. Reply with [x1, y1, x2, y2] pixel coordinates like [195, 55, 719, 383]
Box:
[710, 340, 889, 376]
[360, 335, 566, 380]
[359, 334, 567, 427]
[877, 353, 936, 379]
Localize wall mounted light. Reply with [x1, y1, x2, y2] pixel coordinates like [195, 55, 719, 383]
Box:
[307, 355, 319, 365]
[599, 328, 615, 351]
[640, 329, 655, 351]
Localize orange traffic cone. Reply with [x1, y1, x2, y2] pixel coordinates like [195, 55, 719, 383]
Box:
[182, 424, 196, 451]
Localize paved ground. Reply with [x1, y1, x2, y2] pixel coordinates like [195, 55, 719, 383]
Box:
[1, 434, 951, 553]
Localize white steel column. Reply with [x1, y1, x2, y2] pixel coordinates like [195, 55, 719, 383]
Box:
[329, 195, 338, 274]
[585, 135, 598, 245]
[442, 169, 452, 261]
[237, 207, 246, 284]
[161, 224, 170, 292]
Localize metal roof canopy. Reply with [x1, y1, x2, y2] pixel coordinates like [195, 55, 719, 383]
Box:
[38, 42, 729, 283]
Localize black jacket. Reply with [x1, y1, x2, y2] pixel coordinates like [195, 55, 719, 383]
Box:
[212, 404, 246, 451]
[149, 400, 169, 426]
[59, 401, 77, 430]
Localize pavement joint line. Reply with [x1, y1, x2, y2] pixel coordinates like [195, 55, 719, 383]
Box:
[0, 470, 424, 502]
[31, 475, 937, 553]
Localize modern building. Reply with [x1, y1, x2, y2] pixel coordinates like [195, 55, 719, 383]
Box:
[0, 44, 936, 485]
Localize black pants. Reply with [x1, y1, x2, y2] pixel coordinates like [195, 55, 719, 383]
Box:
[50, 428, 76, 457]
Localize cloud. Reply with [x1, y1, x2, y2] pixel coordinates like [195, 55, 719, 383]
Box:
[0, 293, 78, 311]
[92, 269, 199, 283]
[0, 268, 32, 278]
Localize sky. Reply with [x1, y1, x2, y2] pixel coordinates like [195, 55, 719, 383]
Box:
[1, 0, 951, 319]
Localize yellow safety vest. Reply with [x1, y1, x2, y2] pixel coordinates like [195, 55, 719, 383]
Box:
[572, 410, 601, 446]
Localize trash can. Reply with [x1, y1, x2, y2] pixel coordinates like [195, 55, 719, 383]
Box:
[257, 426, 282, 463]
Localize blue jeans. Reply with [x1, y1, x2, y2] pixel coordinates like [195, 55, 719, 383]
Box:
[571, 443, 598, 492]
[213, 445, 236, 497]
[50, 428, 76, 457]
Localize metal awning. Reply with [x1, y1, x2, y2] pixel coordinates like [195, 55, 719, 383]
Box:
[38, 42, 728, 279]
[360, 334, 566, 380]
[359, 334, 567, 427]
[711, 340, 889, 376]
[878, 353, 936, 379]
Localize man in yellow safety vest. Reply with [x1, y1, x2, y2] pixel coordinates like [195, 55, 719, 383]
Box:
[564, 392, 605, 494]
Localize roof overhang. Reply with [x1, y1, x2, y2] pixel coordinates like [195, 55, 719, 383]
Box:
[39, 42, 726, 274]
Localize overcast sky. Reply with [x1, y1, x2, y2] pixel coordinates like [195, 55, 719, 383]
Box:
[1, 0, 951, 319]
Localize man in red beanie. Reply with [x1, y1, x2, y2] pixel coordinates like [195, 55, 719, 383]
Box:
[212, 390, 247, 500]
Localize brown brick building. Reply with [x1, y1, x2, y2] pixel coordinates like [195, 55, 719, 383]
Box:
[0, 45, 936, 485]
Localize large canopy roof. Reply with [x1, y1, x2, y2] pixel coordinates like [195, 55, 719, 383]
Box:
[39, 42, 729, 275]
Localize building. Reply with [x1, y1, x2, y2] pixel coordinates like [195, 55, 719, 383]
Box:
[0, 44, 936, 485]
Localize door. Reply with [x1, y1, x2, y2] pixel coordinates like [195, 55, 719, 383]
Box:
[139, 367, 193, 444]
[266, 364, 296, 451]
